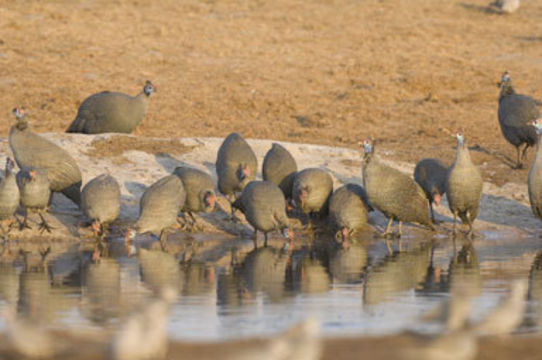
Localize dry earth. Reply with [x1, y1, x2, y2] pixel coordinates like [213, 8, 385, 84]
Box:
[1, 0, 542, 186]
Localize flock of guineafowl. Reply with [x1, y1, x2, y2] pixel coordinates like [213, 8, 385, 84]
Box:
[0, 68, 541, 256]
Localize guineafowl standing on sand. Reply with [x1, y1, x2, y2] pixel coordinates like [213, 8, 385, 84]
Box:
[81, 174, 121, 241]
[215, 133, 257, 219]
[232, 181, 293, 250]
[489, 0, 520, 13]
[262, 143, 298, 201]
[16, 168, 52, 233]
[172, 166, 216, 231]
[528, 119, 542, 220]
[67, 81, 156, 134]
[497, 71, 540, 169]
[328, 184, 370, 249]
[414, 158, 448, 224]
[9, 108, 82, 206]
[446, 131, 483, 238]
[0, 158, 20, 236]
[361, 139, 434, 237]
[126, 175, 186, 252]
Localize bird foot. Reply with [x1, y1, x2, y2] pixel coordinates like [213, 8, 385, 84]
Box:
[19, 221, 32, 232]
[38, 220, 55, 234]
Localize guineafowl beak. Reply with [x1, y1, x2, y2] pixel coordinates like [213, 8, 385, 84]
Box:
[340, 228, 350, 249]
[433, 193, 441, 206]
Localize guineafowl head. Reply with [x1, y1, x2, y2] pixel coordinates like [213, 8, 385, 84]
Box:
[12, 107, 28, 130]
[297, 186, 309, 208]
[201, 190, 216, 212]
[533, 119, 542, 135]
[4, 158, 14, 173]
[18, 169, 37, 185]
[360, 139, 374, 162]
[498, 70, 515, 97]
[12, 107, 24, 119]
[455, 130, 465, 147]
[236, 164, 250, 183]
[143, 80, 156, 96]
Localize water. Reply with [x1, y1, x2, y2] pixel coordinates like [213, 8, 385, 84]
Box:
[1, 232, 541, 341]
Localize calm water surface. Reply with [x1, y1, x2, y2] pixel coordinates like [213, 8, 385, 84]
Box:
[1, 231, 541, 341]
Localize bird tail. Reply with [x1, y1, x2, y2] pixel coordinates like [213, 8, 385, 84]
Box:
[61, 182, 82, 207]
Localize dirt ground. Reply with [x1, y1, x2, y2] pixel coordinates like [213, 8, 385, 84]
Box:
[1, 0, 542, 187]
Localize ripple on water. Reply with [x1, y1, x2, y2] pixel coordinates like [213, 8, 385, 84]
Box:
[0, 231, 540, 340]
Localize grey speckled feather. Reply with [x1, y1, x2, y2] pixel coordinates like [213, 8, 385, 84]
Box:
[262, 143, 298, 199]
[528, 123, 542, 220]
[446, 135, 483, 233]
[66, 81, 155, 134]
[0, 159, 20, 221]
[16, 168, 50, 210]
[173, 167, 215, 213]
[136, 175, 185, 235]
[328, 184, 369, 234]
[292, 168, 333, 217]
[233, 181, 290, 235]
[9, 112, 82, 206]
[81, 174, 121, 225]
[363, 148, 433, 230]
[215, 133, 257, 196]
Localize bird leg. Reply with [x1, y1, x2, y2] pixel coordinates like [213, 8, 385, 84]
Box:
[252, 233, 258, 250]
[521, 143, 530, 163]
[465, 211, 475, 239]
[228, 197, 241, 223]
[385, 238, 393, 255]
[396, 221, 403, 239]
[178, 212, 196, 232]
[452, 212, 458, 236]
[188, 212, 203, 232]
[18, 211, 32, 231]
[264, 232, 268, 247]
[514, 146, 523, 169]
[37, 211, 55, 234]
[159, 229, 169, 252]
[380, 217, 394, 238]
